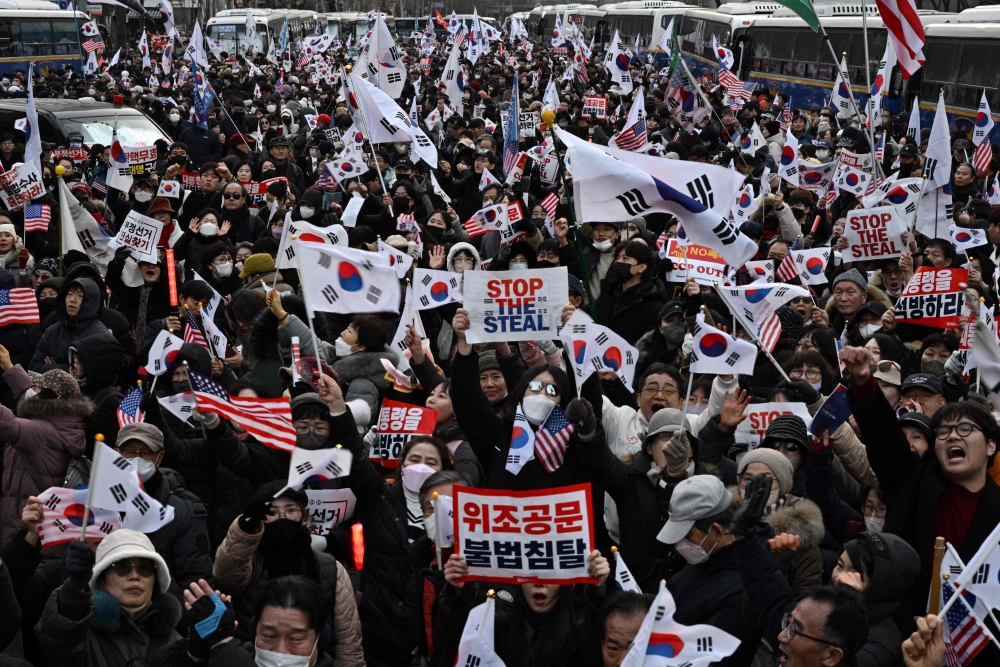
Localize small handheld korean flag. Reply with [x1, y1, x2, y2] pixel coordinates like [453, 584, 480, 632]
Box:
[412, 268, 463, 309]
[144, 329, 184, 375]
[973, 90, 995, 146]
[590, 325, 639, 389]
[790, 249, 831, 286]
[778, 130, 800, 187]
[505, 405, 536, 475]
[950, 225, 989, 253]
[620, 581, 740, 667]
[281, 446, 353, 492]
[296, 241, 400, 315]
[731, 183, 758, 221]
[479, 168, 500, 190]
[560, 307, 596, 386]
[831, 56, 854, 119]
[87, 441, 175, 533]
[612, 546, 641, 594]
[744, 259, 774, 284]
[741, 122, 766, 155]
[689, 314, 756, 376]
[454, 595, 506, 667]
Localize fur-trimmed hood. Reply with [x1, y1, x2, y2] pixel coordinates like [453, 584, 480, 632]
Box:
[16, 395, 95, 421]
[823, 282, 894, 313]
[332, 347, 399, 386]
[728, 486, 825, 550]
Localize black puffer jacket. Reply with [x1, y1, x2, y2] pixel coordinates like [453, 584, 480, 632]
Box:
[30, 278, 107, 372]
[71, 331, 124, 445]
[593, 277, 669, 346]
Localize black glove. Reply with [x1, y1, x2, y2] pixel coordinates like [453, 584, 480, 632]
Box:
[787, 380, 821, 406]
[496, 245, 512, 264]
[64, 540, 95, 590]
[564, 397, 597, 437]
[514, 218, 535, 235]
[727, 473, 772, 538]
[113, 245, 132, 265]
[657, 257, 674, 275]
[186, 593, 236, 660]
[238, 499, 271, 534]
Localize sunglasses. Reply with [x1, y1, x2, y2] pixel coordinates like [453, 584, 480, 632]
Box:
[110, 559, 156, 578]
[224, 192, 244, 200]
[527, 380, 560, 397]
[875, 361, 900, 374]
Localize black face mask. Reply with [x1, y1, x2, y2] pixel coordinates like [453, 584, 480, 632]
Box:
[44, 178, 55, 190]
[261, 169, 277, 180]
[296, 432, 332, 450]
[172, 380, 190, 394]
[663, 323, 686, 345]
[395, 174, 412, 182]
[393, 197, 412, 213]
[259, 519, 312, 574]
[536, 260, 557, 269]
[531, 217, 546, 228]
[612, 261, 634, 282]
[791, 207, 807, 220]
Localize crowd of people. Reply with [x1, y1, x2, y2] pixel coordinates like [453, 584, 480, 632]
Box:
[0, 10, 996, 667]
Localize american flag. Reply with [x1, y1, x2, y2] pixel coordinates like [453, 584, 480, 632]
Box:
[718, 67, 742, 90]
[874, 132, 885, 162]
[503, 73, 521, 174]
[82, 38, 104, 53]
[183, 311, 207, 349]
[758, 312, 782, 352]
[776, 254, 798, 282]
[942, 580, 989, 667]
[613, 115, 647, 151]
[779, 102, 792, 132]
[92, 178, 107, 194]
[0, 288, 40, 326]
[297, 52, 309, 68]
[116, 386, 145, 427]
[313, 171, 337, 192]
[540, 192, 558, 222]
[23, 203, 51, 232]
[453, 30, 466, 48]
[275, 75, 284, 93]
[188, 370, 296, 451]
[974, 141, 993, 173]
[534, 403, 575, 472]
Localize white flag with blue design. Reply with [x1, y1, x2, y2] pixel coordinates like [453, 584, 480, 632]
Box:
[505, 406, 535, 475]
[690, 314, 756, 375]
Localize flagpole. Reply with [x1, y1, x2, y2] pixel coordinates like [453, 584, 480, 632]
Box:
[944, 543, 1000, 650]
[712, 282, 792, 382]
[291, 237, 326, 383]
[432, 492, 444, 570]
[342, 65, 393, 217]
[858, 0, 885, 184]
[182, 360, 210, 440]
[79, 432, 105, 541]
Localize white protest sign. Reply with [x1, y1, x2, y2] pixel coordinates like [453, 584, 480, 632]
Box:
[581, 96, 606, 119]
[454, 483, 596, 584]
[843, 208, 907, 262]
[664, 239, 727, 286]
[463, 267, 569, 344]
[519, 111, 539, 138]
[108, 210, 164, 263]
[735, 401, 813, 449]
[0, 161, 44, 209]
[305, 488, 357, 536]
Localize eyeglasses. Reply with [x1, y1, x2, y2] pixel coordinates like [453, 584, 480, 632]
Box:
[642, 386, 678, 398]
[267, 506, 303, 521]
[790, 369, 822, 381]
[782, 613, 841, 648]
[224, 192, 244, 199]
[875, 361, 900, 374]
[789, 297, 812, 306]
[883, 267, 905, 277]
[862, 503, 886, 518]
[294, 421, 330, 436]
[110, 559, 156, 578]
[771, 441, 801, 453]
[935, 422, 983, 440]
[527, 380, 560, 397]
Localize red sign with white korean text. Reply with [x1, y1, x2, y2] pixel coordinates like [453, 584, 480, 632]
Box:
[52, 147, 90, 162]
[180, 170, 201, 190]
[454, 483, 596, 585]
[372, 398, 438, 468]
[896, 266, 968, 329]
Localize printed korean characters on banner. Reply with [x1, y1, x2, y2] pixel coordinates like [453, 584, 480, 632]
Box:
[0, 161, 44, 209]
[108, 210, 164, 264]
[581, 96, 607, 119]
[843, 208, 907, 262]
[664, 239, 727, 286]
[371, 399, 438, 468]
[463, 268, 569, 344]
[454, 483, 596, 584]
[735, 402, 813, 449]
[37, 487, 123, 547]
[895, 266, 968, 329]
[124, 145, 158, 176]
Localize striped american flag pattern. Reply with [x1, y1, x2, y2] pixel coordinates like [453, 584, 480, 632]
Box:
[297, 52, 309, 67]
[875, 133, 885, 162]
[973, 141, 993, 173]
[540, 192, 558, 222]
[503, 74, 520, 174]
[876, 0, 926, 78]
[188, 370, 297, 451]
[780, 103, 792, 132]
[776, 254, 798, 282]
[758, 313, 782, 352]
[613, 115, 647, 151]
[23, 203, 51, 232]
[534, 404, 575, 472]
[82, 39, 104, 53]
[183, 311, 208, 349]
[942, 581, 988, 667]
[0, 288, 40, 326]
[116, 386, 145, 427]
[718, 67, 742, 90]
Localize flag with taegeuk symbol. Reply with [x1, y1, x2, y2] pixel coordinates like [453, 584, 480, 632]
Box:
[37, 487, 122, 547]
[116, 385, 144, 427]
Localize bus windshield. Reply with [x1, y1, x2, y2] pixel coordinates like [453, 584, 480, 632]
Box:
[60, 115, 168, 147]
[208, 24, 266, 54]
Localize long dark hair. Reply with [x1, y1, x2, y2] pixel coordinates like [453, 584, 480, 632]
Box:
[784, 350, 838, 396]
[505, 364, 573, 416]
[493, 584, 602, 667]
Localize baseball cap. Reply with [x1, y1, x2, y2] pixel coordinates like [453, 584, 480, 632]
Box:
[900, 372, 943, 396]
[898, 411, 931, 440]
[873, 360, 901, 387]
[116, 422, 165, 453]
[645, 408, 686, 441]
[899, 143, 919, 159]
[657, 475, 732, 544]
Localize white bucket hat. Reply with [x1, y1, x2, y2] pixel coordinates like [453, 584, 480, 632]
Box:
[89, 529, 171, 594]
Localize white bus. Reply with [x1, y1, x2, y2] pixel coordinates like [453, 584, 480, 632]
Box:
[602, 0, 690, 51]
[207, 9, 287, 57]
[0, 0, 89, 75]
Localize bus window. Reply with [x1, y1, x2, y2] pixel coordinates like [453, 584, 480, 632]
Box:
[678, 17, 703, 55]
[20, 21, 52, 56]
[52, 20, 77, 56]
[922, 40, 958, 85]
[957, 44, 997, 108]
[0, 19, 12, 58]
[750, 30, 773, 65]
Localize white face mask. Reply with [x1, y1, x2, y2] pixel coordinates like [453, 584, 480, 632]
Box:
[402, 463, 436, 493]
[509, 263, 528, 271]
[424, 511, 440, 541]
[215, 261, 233, 278]
[255, 638, 317, 667]
[169, 113, 181, 122]
[809, 380, 823, 391]
[24, 387, 38, 400]
[88, 88, 96, 96]
[299, 206, 315, 219]
[335, 337, 354, 357]
[267, 104, 277, 113]
[135, 190, 153, 203]
[128, 456, 158, 482]
[201, 222, 219, 237]
[741, 485, 780, 508]
[860, 323, 882, 339]
[593, 238, 615, 252]
[816, 149, 830, 160]
[864, 516, 885, 533]
[521, 393, 556, 426]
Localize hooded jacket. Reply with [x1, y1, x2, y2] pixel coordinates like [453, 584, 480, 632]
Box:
[70, 331, 124, 444]
[0, 363, 93, 545]
[30, 278, 107, 372]
[332, 345, 399, 430]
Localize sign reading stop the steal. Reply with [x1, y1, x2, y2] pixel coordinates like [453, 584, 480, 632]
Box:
[843, 208, 907, 262]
